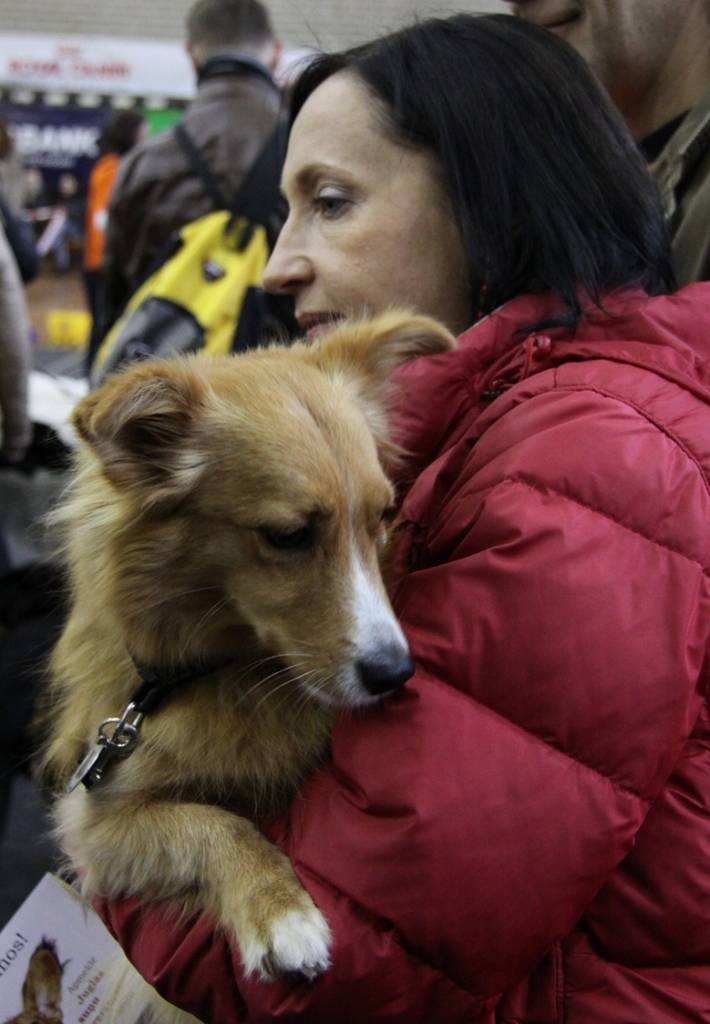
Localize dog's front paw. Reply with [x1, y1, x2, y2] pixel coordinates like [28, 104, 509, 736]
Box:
[241, 902, 331, 982]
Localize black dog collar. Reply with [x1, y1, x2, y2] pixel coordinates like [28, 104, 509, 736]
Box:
[66, 654, 232, 793]
[129, 654, 233, 714]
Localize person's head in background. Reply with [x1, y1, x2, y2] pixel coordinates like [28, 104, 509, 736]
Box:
[98, 110, 146, 157]
[263, 14, 674, 338]
[23, 167, 45, 206]
[186, 0, 281, 77]
[505, 1, 710, 139]
[57, 172, 79, 199]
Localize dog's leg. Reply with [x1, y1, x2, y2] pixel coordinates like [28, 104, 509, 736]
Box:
[55, 788, 331, 981]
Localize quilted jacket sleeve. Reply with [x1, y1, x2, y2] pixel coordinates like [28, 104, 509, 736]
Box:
[97, 371, 709, 1022]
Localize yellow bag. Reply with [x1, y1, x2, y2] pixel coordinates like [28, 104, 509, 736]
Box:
[90, 117, 288, 388]
[91, 211, 270, 387]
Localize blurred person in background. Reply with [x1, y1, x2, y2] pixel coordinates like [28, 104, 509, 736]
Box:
[102, 0, 284, 330]
[83, 110, 145, 370]
[90, 14, 709, 1024]
[506, 0, 710, 284]
[36, 173, 86, 275]
[0, 218, 33, 827]
[21, 168, 52, 226]
[0, 119, 25, 215]
[0, 224, 31, 467]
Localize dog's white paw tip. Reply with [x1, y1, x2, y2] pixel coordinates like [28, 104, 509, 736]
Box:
[266, 906, 331, 980]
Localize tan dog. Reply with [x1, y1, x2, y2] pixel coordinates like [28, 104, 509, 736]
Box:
[39, 312, 454, 982]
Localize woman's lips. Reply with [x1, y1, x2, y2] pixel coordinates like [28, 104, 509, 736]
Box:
[307, 323, 331, 340]
[298, 314, 344, 340]
[542, 11, 579, 32]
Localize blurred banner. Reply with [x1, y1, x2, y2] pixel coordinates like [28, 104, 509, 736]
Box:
[0, 102, 109, 190]
[0, 33, 195, 100]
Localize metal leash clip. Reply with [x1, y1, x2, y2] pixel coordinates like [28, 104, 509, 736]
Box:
[66, 702, 145, 794]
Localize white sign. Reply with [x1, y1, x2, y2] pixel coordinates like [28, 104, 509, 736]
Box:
[0, 873, 160, 1024]
[0, 33, 196, 99]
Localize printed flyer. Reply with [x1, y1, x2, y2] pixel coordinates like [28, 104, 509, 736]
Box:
[0, 873, 154, 1024]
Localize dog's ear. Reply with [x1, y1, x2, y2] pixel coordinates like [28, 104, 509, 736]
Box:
[72, 360, 210, 508]
[306, 311, 455, 469]
[309, 310, 455, 384]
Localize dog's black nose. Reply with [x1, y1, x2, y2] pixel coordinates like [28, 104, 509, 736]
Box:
[356, 647, 415, 696]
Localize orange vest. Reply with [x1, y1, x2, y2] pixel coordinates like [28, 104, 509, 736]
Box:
[84, 153, 120, 271]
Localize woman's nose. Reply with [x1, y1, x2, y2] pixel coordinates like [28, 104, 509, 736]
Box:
[263, 234, 314, 295]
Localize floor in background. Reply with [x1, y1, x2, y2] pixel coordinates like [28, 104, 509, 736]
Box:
[25, 267, 88, 346]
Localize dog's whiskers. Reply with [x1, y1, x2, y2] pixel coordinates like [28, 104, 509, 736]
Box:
[234, 654, 312, 706]
[178, 596, 231, 660]
[268, 667, 337, 719]
[239, 662, 305, 700]
[235, 650, 309, 678]
[249, 674, 304, 715]
[135, 585, 224, 615]
[294, 671, 335, 716]
[248, 664, 327, 715]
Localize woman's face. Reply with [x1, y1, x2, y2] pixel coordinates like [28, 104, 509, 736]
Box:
[263, 72, 472, 339]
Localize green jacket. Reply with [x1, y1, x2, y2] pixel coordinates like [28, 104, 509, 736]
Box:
[652, 86, 710, 285]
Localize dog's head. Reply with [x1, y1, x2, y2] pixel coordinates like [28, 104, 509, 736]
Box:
[72, 311, 454, 708]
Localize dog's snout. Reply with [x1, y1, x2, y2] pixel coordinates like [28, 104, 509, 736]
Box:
[356, 646, 415, 697]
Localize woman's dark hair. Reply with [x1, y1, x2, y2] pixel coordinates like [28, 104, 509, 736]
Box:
[291, 14, 675, 329]
[99, 110, 144, 157]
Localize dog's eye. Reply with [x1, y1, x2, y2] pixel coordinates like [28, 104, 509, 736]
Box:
[260, 525, 316, 551]
[381, 505, 397, 524]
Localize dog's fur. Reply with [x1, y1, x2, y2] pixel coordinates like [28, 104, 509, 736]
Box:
[38, 312, 454, 982]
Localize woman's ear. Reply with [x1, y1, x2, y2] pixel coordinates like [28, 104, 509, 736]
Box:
[73, 359, 210, 508]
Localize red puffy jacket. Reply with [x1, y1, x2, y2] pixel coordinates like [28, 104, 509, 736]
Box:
[99, 286, 710, 1023]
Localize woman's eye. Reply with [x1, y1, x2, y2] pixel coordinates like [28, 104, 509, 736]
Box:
[314, 192, 350, 219]
[260, 524, 316, 552]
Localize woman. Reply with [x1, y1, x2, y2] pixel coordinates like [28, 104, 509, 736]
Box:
[96, 15, 709, 1023]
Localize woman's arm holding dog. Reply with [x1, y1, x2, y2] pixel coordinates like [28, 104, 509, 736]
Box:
[57, 783, 330, 982]
[95, 387, 707, 1021]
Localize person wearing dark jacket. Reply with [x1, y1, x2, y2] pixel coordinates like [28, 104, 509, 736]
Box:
[506, 0, 710, 286]
[83, 110, 145, 370]
[93, 15, 709, 1023]
[102, 0, 284, 329]
[0, 223, 31, 464]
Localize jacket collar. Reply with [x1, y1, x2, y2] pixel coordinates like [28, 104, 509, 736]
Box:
[197, 51, 275, 87]
[192, 70, 279, 111]
[392, 285, 710, 485]
[458, 286, 710, 397]
[652, 85, 710, 221]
